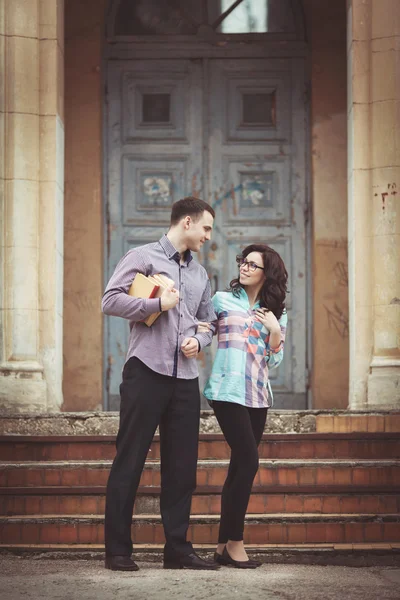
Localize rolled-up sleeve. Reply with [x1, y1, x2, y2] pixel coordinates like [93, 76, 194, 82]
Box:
[267, 311, 288, 370]
[102, 249, 160, 321]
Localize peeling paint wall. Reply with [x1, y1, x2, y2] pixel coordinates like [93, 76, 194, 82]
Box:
[63, 0, 108, 411]
[303, 0, 349, 408]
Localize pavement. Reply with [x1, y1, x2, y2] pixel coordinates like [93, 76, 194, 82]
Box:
[1, 556, 400, 600]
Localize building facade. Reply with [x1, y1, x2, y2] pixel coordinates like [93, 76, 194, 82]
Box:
[0, 0, 399, 413]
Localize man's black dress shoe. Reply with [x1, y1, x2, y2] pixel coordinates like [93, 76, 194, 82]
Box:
[214, 547, 258, 569]
[163, 552, 220, 570]
[105, 555, 139, 571]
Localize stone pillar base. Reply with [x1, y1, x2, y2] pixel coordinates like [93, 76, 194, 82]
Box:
[367, 358, 400, 409]
[0, 362, 48, 413]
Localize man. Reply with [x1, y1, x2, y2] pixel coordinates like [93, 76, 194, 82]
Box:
[102, 196, 219, 571]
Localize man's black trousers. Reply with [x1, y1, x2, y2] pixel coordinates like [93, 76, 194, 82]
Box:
[105, 357, 200, 558]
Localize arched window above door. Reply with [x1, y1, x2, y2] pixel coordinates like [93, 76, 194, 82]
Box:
[109, 0, 305, 40]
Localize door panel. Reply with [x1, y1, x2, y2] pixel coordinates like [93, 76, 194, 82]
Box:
[205, 59, 306, 408]
[105, 57, 307, 410]
[105, 59, 203, 410]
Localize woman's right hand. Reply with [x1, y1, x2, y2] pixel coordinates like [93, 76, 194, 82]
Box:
[197, 321, 211, 333]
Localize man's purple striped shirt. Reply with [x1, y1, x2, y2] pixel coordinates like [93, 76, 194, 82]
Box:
[102, 235, 216, 379]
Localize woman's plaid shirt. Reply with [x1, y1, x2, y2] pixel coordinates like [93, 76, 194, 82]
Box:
[203, 290, 287, 408]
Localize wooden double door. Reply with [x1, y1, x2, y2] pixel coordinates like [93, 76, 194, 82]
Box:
[105, 56, 308, 410]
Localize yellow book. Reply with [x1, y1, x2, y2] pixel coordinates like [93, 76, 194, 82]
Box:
[128, 272, 160, 300]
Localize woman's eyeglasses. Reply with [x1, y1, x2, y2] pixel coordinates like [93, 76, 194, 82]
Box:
[236, 256, 264, 273]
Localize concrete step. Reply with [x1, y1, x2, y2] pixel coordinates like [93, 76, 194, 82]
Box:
[1, 542, 399, 567]
[1, 486, 399, 516]
[1, 459, 399, 489]
[1, 411, 400, 437]
[1, 514, 399, 546]
[1, 433, 399, 461]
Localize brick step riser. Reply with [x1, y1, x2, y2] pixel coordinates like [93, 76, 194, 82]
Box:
[1, 521, 400, 546]
[2, 465, 399, 488]
[316, 415, 400, 434]
[1, 441, 399, 462]
[1, 493, 400, 517]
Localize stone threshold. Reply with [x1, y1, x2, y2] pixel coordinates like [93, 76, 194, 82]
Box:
[1, 543, 399, 567]
[0, 410, 399, 435]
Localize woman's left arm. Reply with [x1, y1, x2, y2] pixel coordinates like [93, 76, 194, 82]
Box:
[255, 309, 288, 370]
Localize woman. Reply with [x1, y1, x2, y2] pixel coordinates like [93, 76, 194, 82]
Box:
[202, 244, 288, 568]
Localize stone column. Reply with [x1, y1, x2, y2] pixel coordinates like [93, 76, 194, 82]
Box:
[38, 0, 65, 410]
[347, 0, 400, 408]
[0, 0, 64, 412]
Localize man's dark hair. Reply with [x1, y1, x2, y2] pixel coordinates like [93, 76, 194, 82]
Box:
[170, 196, 215, 226]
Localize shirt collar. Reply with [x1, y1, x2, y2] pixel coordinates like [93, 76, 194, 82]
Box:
[239, 286, 261, 309]
[159, 234, 193, 265]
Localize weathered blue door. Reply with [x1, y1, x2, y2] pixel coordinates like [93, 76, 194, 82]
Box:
[105, 56, 307, 409]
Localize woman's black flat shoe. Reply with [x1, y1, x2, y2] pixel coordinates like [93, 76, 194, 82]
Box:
[214, 550, 262, 568]
[248, 557, 262, 567]
[216, 547, 258, 569]
[214, 551, 228, 565]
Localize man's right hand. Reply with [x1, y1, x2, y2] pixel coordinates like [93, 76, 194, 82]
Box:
[160, 285, 179, 311]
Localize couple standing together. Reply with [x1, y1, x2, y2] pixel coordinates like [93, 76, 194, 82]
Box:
[102, 196, 288, 571]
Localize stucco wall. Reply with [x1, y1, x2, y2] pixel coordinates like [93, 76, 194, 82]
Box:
[62, 0, 349, 411]
[303, 0, 349, 408]
[63, 0, 107, 411]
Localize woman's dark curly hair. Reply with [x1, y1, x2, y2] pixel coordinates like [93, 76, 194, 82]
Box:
[229, 244, 288, 320]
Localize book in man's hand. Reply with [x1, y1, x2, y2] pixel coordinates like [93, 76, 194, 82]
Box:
[128, 272, 175, 326]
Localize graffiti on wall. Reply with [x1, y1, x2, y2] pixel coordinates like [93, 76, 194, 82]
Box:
[333, 261, 348, 288]
[324, 303, 349, 339]
[374, 182, 397, 211]
[323, 254, 349, 339]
